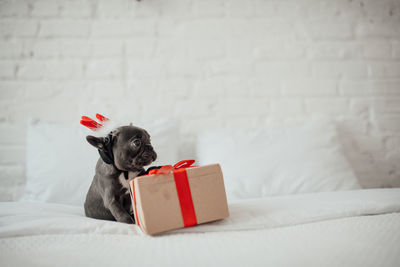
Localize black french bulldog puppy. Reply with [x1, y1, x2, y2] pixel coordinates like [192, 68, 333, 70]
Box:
[84, 125, 159, 224]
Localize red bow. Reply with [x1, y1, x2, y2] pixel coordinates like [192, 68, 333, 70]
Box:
[148, 160, 196, 175]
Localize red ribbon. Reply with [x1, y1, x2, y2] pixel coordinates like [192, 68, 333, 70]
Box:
[173, 167, 198, 227]
[148, 159, 196, 175]
[131, 160, 198, 229]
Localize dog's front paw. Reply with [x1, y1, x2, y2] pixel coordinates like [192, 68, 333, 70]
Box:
[117, 213, 135, 224]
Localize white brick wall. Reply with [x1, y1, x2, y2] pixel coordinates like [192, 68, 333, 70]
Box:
[0, 0, 400, 200]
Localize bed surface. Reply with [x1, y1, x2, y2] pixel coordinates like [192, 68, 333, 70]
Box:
[1, 188, 400, 267]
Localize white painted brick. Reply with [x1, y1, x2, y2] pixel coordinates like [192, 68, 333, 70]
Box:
[249, 78, 281, 96]
[158, 0, 191, 18]
[126, 39, 155, 59]
[313, 62, 367, 79]
[213, 98, 270, 117]
[305, 1, 347, 20]
[255, 42, 305, 60]
[156, 19, 180, 37]
[340, 80, 400, 96]
[305, 98, 349, 115]
[88, 81, 126, 98]
[255, 61, 310, 78]
[127, 59, 167, 78]
[24, 81, 64, 100]
[282, 79, 337, 96]
[231, 19, 292, 40]
[32, 0, 60, 17]
[154, 38, 186, 60]
[0, 19, 38, 37]
[179, 19, 230, 40]
[385, 137, 400, 156]
[349, 99, 371, 120]
[172, 98, 217, 117]
[222, 116, 262, 129]
[23, 82, 90, 105]
[393, 42, 400, 59]
[23, 40, 62, 58]
[373, 98, 400, 113]
[16, 61, 45, 79]
[60, 0, 92, 18]
[61, 40, 92, 58]
[0, 61, 16, 78]
[0, 146, 25, 164]
[0, 123, 26, 146]
[223, 77, 252, 97]
[0, 0, 30, 17]
[299, 21, 353, 40]
[376, 114, 400, 132]
[131, 0, 162, 18]
[208, 60, 252, 76]
[273, 2, 307, 18]
[158, 78, 193, 97]
[369, 62, 400, 78]
[24, 39, 93, 59]
[226, 39, 256, 59]
[192, 78, 225, 97]
[91, 19, 156, 37]
[363, 41, 392, 59]
[307, 43, 363, 60]
[337, 111, 371, 132]
[360, 1, 400, 22]
[7, 97, 80, 123]
[17, 60, 84, 80]
[356, 22, 400, 39]
[184, 40, 225, 60]
[270, 99, 304, 114]
[226, 0, 253, 18]
[39, 20, 90, 37]
[0, 0, 400, 191]
[0, 81, 25, 99]
[252, 1, 279, 18]
[191, 0, 225, 18]
[167, 60, 203, 77]
[91, 40, 123, 58]
[86, 59, 122, 79]
[96, 0, 132, 18]
[0, 185, 21, 201]
[0, 164, 24, 186]
[126, 79, 158, 97]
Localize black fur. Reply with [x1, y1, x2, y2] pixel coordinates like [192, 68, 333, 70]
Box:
[84, 125, 158, 224]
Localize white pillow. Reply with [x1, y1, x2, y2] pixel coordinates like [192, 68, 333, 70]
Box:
[23, 119, 178, 206]
[196, 118, 361, 200]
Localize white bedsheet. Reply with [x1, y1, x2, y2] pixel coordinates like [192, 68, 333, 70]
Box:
[1, 189, 400, 267]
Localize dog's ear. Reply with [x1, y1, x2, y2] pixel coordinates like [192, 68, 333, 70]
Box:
[86, 135, 105, 149]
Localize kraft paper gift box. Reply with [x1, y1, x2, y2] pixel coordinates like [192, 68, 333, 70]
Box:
[129, 160, 229, 235]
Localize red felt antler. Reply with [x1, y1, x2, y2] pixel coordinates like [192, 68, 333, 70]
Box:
[96, 113, 109, 122]
[80, 113, 109, 131]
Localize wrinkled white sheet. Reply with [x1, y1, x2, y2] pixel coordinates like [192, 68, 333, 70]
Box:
[1, 188, 399, 237]
[1, 189, 400, 267]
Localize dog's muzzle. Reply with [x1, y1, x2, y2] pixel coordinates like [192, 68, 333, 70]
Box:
[136, 146, 157, 166]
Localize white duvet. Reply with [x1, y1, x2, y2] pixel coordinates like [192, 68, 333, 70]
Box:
[1, 188, 400, 267]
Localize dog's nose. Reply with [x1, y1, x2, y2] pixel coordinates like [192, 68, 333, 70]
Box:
[151, 151, 157, 161]
[145, 144, 154, 152]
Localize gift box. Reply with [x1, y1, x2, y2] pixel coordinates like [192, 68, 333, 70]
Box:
[129, 160, 229, 235]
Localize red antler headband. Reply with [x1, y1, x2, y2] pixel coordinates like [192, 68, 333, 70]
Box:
[80, 113, 109, 131]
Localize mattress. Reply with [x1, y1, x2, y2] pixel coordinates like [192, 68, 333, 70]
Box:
[1, 188, 400, 267]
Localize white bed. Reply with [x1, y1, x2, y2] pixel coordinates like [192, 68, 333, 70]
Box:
[1, 189, 400, 267]
[2, 118, 399, 267]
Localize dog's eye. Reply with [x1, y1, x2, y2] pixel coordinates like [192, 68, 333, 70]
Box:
[131, 139, 141, 148]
